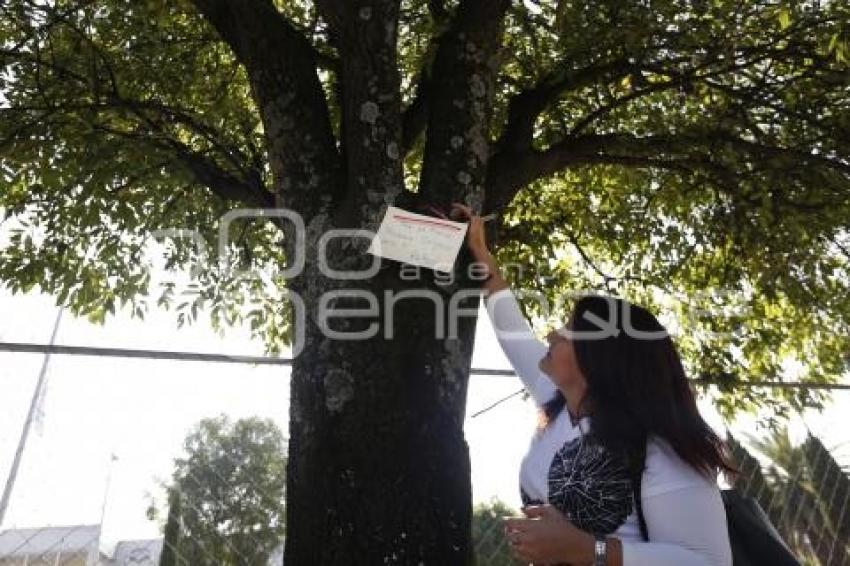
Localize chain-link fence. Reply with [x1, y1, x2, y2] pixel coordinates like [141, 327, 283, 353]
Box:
[1, 340, 848, 565]
[726, 430, 850, 566]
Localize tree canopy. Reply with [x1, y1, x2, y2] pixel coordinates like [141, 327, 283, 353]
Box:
[1, 0, 849, 422]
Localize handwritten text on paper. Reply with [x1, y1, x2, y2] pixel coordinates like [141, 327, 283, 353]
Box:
[367, 206, 469, 273]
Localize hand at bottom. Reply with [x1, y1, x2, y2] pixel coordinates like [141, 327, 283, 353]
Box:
[502, 504, 595, 565]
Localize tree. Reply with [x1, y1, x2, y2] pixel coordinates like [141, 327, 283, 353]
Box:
[148, 415, 287, 566]
[2, 0, 850, 562]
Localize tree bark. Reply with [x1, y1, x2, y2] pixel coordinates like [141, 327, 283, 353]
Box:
[283, 250, 482, 564]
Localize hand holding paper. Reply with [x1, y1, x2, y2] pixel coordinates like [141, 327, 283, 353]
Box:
[450, 202, 492, 261]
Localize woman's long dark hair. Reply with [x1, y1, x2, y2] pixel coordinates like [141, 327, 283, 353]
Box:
[539, 294, 735, 528]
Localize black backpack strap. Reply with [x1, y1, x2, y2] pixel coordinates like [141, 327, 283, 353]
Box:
[722, 489, 801, 566]
[629, 439, 649, 542]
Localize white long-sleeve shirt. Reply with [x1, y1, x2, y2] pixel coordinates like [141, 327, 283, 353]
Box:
[484, 287, 732, 566]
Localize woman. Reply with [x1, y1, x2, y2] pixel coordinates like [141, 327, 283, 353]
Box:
[451, 203, 734, 566]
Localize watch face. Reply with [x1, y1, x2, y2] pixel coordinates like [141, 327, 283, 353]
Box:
[595, 539, 608, 566]
[547, 434, 634, 535]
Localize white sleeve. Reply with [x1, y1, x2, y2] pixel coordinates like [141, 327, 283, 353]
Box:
[483, 287, 559, 406]
[623, 470, 732, 566]
[621, 484, 732, 566]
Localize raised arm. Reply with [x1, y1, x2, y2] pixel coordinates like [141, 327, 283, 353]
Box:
[484, 286, 559, 405]
[450, 202, 559, 406]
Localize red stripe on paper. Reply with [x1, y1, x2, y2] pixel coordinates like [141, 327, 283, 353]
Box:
[391, 214, 463, 231]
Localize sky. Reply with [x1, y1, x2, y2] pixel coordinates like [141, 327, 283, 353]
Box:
[0, 271, 848, 555]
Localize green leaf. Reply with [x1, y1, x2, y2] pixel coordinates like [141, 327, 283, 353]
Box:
[778, 8, 791, 30]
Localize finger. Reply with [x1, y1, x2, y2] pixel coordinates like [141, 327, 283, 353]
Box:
[521, 505, 548, 518]
[450, 202, 473, 218]
[525, 503, 562, 519]
[426, 205, 449, 219]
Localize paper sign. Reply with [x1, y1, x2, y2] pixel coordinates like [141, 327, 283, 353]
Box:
[367, 206, 469, 273]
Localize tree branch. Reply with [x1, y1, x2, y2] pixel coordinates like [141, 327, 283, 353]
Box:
[174, 146, 274, 209]
[488, 129, 850, 210]
[417, 0, 510, 211]
[5, 95, 274, 209]
[398, 0, 455, 156]
[401, 71, 430, 155]
[496, 57, 632, 155]
[190, 0, 341, 217]
[311, 1, 409, 228]
[87, 120, 273, 209]
[485, 8, 845, 213]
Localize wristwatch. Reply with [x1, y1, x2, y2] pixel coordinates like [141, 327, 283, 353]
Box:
[594, 535, 607, 566]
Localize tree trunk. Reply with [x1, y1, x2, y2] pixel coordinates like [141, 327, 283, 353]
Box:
[283, 235, 482, 563]
[159, 488, 185, 566]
